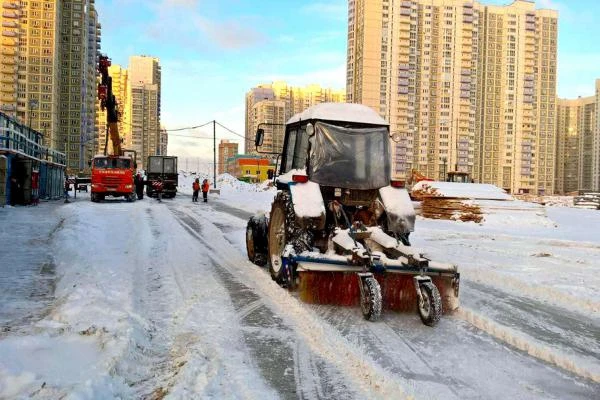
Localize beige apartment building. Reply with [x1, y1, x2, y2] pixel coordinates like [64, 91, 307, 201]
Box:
[249, 99, 286, 155]
[0, 0, 101, 172]
[555, 96, 596, 194]
[595, 80, 600, 192]
[245, 82, 345, 154]
[59, 0, 100, 171]
[128, 55, 161, 170]
[348, 0, 557, 194]
[159, 125, 168, 156]
[218, 139, 238, 174]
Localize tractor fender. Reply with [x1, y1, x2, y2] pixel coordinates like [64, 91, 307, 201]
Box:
[288, 181, 326, 230]
[378, 186, 415, 234]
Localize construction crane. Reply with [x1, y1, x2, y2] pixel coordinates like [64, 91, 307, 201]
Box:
[89, 54, 136, 202]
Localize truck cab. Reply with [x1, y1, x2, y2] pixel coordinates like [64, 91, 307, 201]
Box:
[90, 155, 136, 202]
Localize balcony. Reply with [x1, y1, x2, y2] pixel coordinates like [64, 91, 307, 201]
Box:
[2, 20, 17, 27]
[2, 2, 18, 9]
[0, 64, 16, 73]
[0, 93, 16, 102]
[1, 56, 15, 65]
[2, 10, 18, 18]
[0, 75, 15, 83]
[0, 83, 15, 93]
[1, 47, 15, 55]
[1, 38, 15, 46]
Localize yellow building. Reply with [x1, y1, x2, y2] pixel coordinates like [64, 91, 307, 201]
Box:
[245, 82, 346, 154]
[96, 64, 128, 155]
[347, 0, 558, 194]
[555, 96, 596, 194]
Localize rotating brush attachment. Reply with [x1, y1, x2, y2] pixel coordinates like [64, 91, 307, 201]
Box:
[297, 272, 458, 314]
[298, 271, 360, 306]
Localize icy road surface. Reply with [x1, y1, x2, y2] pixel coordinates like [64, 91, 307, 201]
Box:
[0, 184, 599, 399]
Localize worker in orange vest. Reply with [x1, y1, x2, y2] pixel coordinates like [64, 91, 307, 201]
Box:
[192, 178, 200, 202]
[201, 179, 210, 202]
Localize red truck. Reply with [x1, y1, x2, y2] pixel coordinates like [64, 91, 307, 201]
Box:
[90, 155, 135, 202]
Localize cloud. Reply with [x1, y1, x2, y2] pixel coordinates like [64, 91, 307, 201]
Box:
[193, 16, 267, 50]
[255, 63, 347, 90]
[302, 2, 347, 20]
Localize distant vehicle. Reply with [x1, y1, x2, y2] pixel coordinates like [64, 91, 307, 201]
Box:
[146, 156, 178, 198]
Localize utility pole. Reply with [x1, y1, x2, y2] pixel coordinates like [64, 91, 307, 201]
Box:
[213, 120, 216, 188]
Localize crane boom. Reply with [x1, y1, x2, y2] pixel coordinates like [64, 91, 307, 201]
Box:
[98, 54, 122, 156]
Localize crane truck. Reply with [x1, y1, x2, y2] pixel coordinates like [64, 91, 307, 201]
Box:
[90, 55, 136, 202]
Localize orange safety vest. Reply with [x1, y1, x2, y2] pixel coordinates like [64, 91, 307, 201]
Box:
[193, 181, 200, 191]
[201, 182, 209, 192]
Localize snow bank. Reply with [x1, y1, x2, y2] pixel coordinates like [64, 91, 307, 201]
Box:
[412, 181, 513, 200]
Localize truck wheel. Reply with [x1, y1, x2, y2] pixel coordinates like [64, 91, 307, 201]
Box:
[418, 281, 442, 326]
[247, 216, 267, 266]
[360, 276, 382, 321]
[268, 201, 287, 283]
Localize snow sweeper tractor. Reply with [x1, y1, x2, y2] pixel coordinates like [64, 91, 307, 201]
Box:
[245, 103, 460, 326]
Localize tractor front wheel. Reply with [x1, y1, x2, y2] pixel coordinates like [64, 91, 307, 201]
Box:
[417, 281, 442, 326]
[360, 276, 382, 321]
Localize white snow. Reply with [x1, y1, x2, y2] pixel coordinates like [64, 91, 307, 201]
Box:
[1, 172, 599, 398]
[287, 103, 388, 126]
[412, 181, 513, 200]
[289, 180, 326, 218]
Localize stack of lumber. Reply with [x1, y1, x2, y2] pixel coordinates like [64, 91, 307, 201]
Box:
[411, 181, 514, 223]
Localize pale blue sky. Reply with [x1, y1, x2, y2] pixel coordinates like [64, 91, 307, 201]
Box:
[96, 0, 600, 160]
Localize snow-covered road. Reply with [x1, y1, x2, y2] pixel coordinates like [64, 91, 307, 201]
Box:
[0, 182, 599, 399]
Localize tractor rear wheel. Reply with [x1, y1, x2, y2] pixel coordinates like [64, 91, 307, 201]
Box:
[268, 201, 287, 283]
[418, 281, 442, 326]
[246, 216, 267, 266]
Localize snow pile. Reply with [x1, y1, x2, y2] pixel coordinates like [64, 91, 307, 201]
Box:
[412, 181, 513, 200]
[178, 172, 276, 215]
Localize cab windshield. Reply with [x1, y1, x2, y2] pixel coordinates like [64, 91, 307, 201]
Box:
[308, 122, 390, 190]
[93, 157, 131, 169]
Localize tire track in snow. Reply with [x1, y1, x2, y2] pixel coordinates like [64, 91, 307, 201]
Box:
[200, 198, 600, 399]
[112, 207, 185, 398]
[171, 204, 364, 399]
[459, 280, 600, 384]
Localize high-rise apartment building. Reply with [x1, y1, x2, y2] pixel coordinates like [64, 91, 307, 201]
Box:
[347, 0, 557, 194]
[159, 125, 168, 156]
[128, 56, 161, 169]
[0, 0, 101, 172]
[250, 99, 286, 155]
[555, 97, 596, 194]
[218, 139, 238, 174]
[59, 0, 100, 171]
[0, 1, 20, 118]
[594, 80, 600, 191]
[245, 82, 345, 154]
[15, 0, 61, 150]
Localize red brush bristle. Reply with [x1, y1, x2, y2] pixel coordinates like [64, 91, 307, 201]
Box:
[298, 272, 459, 314]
